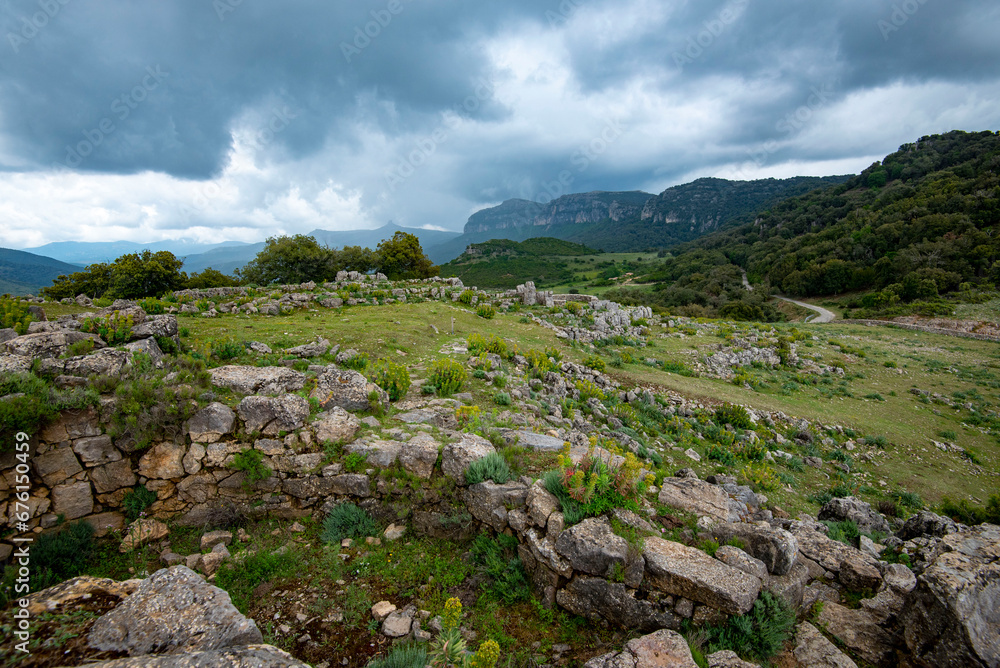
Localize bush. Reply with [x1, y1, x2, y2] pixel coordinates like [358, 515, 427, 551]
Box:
[940, 494, 1000, 525]
[367, 359, 411, 401]
[344, 452, 368, 473]
[493, 391, 511, 406]
[465, 453, 513, 485]
[321, 503, 378, 544]
[0, 373, 99, 447]
[428, 358, 466, 396]
[701, 591, 795, 663]
[583, 354, 606, 372]
[459, 289, 476, 304]
[543, 449, 643, 524]
[470, 533, 530, 604]
[466, 333, 488, 354]
[714, 403, 753, 429]
[80, 311, 134, 345]
[33, 521, 95, 592]
[475, 303, 496, 319]
[212, 338, 246, 361]
[122, 484, 158, 521]
[0, 297, 33, 334]
[823, 520, 860, 546]
[340, 352, 370, 371]
[366, 643, 429, 668]
[230, 448, 273, 487]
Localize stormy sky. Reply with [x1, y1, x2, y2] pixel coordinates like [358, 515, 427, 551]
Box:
[1, 0, 999, 248]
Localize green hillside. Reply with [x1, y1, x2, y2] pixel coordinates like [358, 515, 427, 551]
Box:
[439, 237, 598, 288]
[0, 248, 81, 296]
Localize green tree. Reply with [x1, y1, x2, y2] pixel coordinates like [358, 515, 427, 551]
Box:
[43, 263, 113, 300]
[237, 235, 334, 285]
[185, 267, 240, 289]
[376, 231, 438, 280]
[331, 245, 378, 274]
[107, 250, 187, 299]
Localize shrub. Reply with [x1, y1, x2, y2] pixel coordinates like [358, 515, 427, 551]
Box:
[215, 546, 298, 613]
[940, 494, 1000, 526]
[459, 289, 476, 304]
[344, 452, 368, 473]
[470, 533, 530, 604]
[80, 311, 134, 345]
[883, 360, 897, 368]
[661, 360, 695, 376]
[475, 303, 496, 319]
[122, 484, 158, 521]
[485, 335, 509, 358]
[0, 297, 33, 334]
[213, 338, 246, 361]
[583, 354, 606, 372]
[823, 520, 860, 546]
[340, 352, 370, 371]
[455, 405, 481, 427]
[466, 333, 488, 354]
[574, 379, 606, 401]
[714, 403, 753, 429]
[366, 643, 429, 668]
[428, 358, 466, 396]
[229, 448, 273, 487]
[544, 448, 643, 524]
[740, 463, 780, 492]
[465, 453, 512, 485]
[367, 359, 411, 401]
[430, 598, 501, 668]
[155, 335, 178, 355]
[493, 391, 511, 406]
[321, 503, 377, 544]
[701, 591, 795, 663]
[890, 489, 923, 509]
[33, 521, 95, 592]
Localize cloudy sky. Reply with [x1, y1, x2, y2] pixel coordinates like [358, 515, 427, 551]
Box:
[1, 0, 998, 249]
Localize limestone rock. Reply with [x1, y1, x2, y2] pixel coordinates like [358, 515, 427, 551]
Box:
[792, 622, 858, 668]
[900, 523, 1000, 668]
[237, 394, 310, 436]
[201, 530, 234, 552]
[311, 366, 389, 412]
[643, 536, 761, 615]
[714, 545, 767, 581]
[505, 430, 565, 451]
[187, 403, 236, 443]
[817, 601, 898, 666]
[397, 432, 440, 478]
[658, 478, 736, 523]
[313, 406, 361, 444]
[81, 644, 310, 667]
[210, 365, 306, 395]
[838, 553, 883, 593]
[464, 480, 529, 532]
[285, 337, 330, 357]
[62, 348, 133, 377]
[0, 352, 32, 374]
[790, 526, 879, 574]
[526, 480, 561, 527]
[51, 480, 94, 519]
[120, 518, 170, 553]
[898, 510, 960, 540]
[709, 522, 797, 575]
[382, 610, 412, 637]
[124, 337, 164, 364]
[554, 516, 631, 579]
[25, 575, 140, 615]
[138, 442, 187, 480]
[582, 629, 696, 668]
[73, 435, 121, 466]
[558, 577, 677, 632]
[441, 433, 495, 482]
[328, 474, 371, 497]
[4, 330, 104, 359]
[707, 650, 761, 668]
[129, 314, 179, 341]
[33, 446, 83, 486]
[88, 565, 263, 654]
[818, 497, 890, 535]
[91, 460, 137, 494]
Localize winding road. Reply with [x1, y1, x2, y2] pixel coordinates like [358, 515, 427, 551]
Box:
[775, 297, 836, 324]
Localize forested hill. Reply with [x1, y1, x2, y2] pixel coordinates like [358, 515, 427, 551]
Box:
[438, 237, 597, 289]
[649, 130, 1000, 302]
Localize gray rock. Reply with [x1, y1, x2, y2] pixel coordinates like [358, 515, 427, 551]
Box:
[793, 622, 858, 668]
[557, 577, 677, 633]
[51, 480, 94, 519]
[901, 523, 1000, 668]
[838, 553, 882, 593]
[765, 561, 811, 611]
[312, 406, 361, 444]
[714, 545, 768, 581]
[504, 430, 565, 452]
[187, 403, 236, 443]
[88, 566, 262, 655]
[707, 650, 762, 668]
[882, 563, 916, 593]
[582, 629, 695, 668]
[817, 601, 899, 666]
[382, 610, 413, 638]
[237, 395, 310, 436]
[464, 481, 529, 532]
[201, 530, 234, 552]
[311, 366, 389, 412]
[4, 331, 105, 358]
[710, 522, 798, 575]
[129, 314, 179, 341]
[395, 409, 440, 425]
[124, 337, 164, 364]
[790, 526, 880, 574]
[72, 435, 121, 466]
[898, 510, 960, 540]
[328, 474, 371, 497]
[554, 516, 631, 579]
[210, 365, 306, 395]
[818, 497, 890, 535]
[62, 348, 133, 377]
[0, 328, 18, 343]
[658, 478, 737, 523]
[75, 644, 308, 667]
[138, 442, 187, 480]
[345, 439, 402, 468]
[91, 460, 137, 494]
[285, 337, 330, 358]
[440, 433, 495, 482]
[0, 353, 33, 374]
[33, 446, 83, 486]
[643, 537, 761, 615]
[526, 480, 561, 527]
[397, 432, 440, 479]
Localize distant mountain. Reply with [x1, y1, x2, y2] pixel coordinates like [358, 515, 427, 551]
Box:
[22, 240, 249, 266]
[0, 248, 81, 296]
[180, 222, 461, 275]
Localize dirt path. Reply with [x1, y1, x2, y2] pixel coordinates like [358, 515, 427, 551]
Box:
[775, 296, 836, 324]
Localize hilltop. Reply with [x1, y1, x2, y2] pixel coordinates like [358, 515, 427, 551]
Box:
[0, 247, 81, 296]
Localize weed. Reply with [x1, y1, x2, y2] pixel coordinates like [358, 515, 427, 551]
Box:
[699, 591, 795, 663]
[230, 448, 273, 488]
[465, 453, 513, 485]
[470, 533, 531, 604]
[476, 304, 497, 319]
[344, 452, 368, 473]
[939, 494, 1000, 525]
[428, 358, 467, 396]
[823, 520, 860, 546]
[320, 503, 378, 544]
[366, 643, 429, 668]
[714, 404, 753, 429]
[367, 359, 411, 402]
[122, 485, 158, 521]
[583, 355, 606, 373]
[215, 546, 298, 613]
[32, 520, 95, 592]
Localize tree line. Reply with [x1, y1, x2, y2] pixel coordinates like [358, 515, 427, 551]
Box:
[42, 231, 438, 300]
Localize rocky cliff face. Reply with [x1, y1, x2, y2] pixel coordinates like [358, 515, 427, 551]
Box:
[463, 192, 653, 234]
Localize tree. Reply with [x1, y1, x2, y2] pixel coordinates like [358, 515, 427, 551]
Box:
[42, 250, 185, 300]
[237, 235, 334, 285]
[376, 232, 438, 280]
[43, 263, 113, 300]
[185, 267, 240, 289]
[331, 245, 378, 274]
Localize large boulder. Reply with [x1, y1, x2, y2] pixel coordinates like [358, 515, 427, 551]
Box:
[129, 314, 179, 341]
[658, 477, 737, 523]
[89, 566, 262, 655]
[643, 537, 761, 615]
[4, 331, 105, 358]
[582, 629, 695, 668]
[790, 525, 880, 574]
[237, 395, 310, 436]
[900, 523, 1000, 667]
[898, 510, 961, 540]
[504, 430, 565, 452]
[554, 516, 631, 579]
[285, 337, 331, 358]
[50, 481, 94, 519]
[312, 406, 361, 444]
[187, 402, 236, 443]
[0, 352, 33, 374]
[709, 522, 798, 575]
[33, 446, 83, 486]
[82, 645, 310, 668]
[818, 497, 890, 535]
[817, 602, 899, 666]
[793, 622, 858, 668]
[210, 365, 305, 395]
[60, 348, 132, 377]
[464, 481, 529, 532]
[345, 439, 402, 468]
[138, 442, 187, 480]
[440, 433, 495, 482]
[311, 366, 389, 413]
[124, 337, 164, 364]
[397, 432, 440, 479]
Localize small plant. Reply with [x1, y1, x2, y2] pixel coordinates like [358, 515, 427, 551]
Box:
[465, 452, 512, 485]
[428, 358, 466, 396]
[937, 429, 958, 440]
[340, 352, 370, 371]
[367, 359, 411, 402]
[459, 289, 477, 304]
[366, 643, 429, 668]
[212, 338, 246, 361]
[699, 591, 795, 663]
[583, 354, 606, 373]
[32, 520, 96, 592]
[230, 448, 273, 487]
[122, 484, 158, 521]
[493, 391, 511, 406]
[940, 494, 1000, 526]
[714, 403, 753, 429]
[320, 503, 378, 544]
[429, 598, 501, 668]
[0, 297, 33, 334]
[466, 333, 488, 354]
[739, 463, 780, 492]
[475, 303, 496, 319]
[823, 520, 860, 546]
[469, 533, 530, 604]
[883, 360, 897, 368]
[455, 404, 481, 427]
[64, 338, 96, 357]
[344, 452, 368, 473]
[574, 379, 606, 401]
[80, 311, 134, 345]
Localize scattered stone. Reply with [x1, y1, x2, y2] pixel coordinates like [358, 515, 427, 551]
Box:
[382, 610, 413, 638]
[371, 601, 396, 621]
[201, 530, 234, 552]
[583, 629, 698, 668]
[441, 433, 495, 481]
[286, 337, 331, 358]
[384, 524, 406, 541]
[120, 518, 170, 553]
[793, 621, 858, 668]
[237, 394, 310, 436]
[898, 510, 960, 540]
